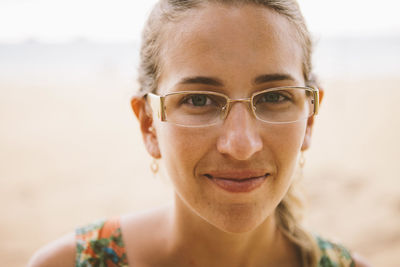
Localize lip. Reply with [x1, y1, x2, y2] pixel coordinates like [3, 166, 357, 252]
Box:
[204, 170, 269, 193]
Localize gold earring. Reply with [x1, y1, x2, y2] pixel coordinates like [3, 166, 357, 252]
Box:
[299, 151, 306, 169]
[296, 151, 306, 181]
[150, 158, 159, 174]
[149, 126, 155, 133]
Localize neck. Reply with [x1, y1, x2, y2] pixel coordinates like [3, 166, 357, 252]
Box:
[163, 195, 300, 267]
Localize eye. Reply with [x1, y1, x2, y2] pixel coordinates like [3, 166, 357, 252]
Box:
[183, 94, 212, 107]
[257, 91, 289, 104]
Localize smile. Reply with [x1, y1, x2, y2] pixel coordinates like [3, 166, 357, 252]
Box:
[204, 173, 270, 193]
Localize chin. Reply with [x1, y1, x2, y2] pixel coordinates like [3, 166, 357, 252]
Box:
[206, 203, 274, 234]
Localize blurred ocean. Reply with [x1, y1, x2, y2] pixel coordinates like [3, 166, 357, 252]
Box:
[0, 36, 399, 87]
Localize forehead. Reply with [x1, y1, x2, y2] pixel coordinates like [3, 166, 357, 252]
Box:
[158, 3, 304, 93]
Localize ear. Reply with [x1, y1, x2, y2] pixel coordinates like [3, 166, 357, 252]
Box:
[131, 96, 161, 159]
[301, 87, 324, 151]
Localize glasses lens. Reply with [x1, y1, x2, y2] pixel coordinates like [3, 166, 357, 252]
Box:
[163, 92, 227, 126]
[253, 88, 314, 123]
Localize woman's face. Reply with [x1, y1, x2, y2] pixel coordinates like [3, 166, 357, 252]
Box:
[149, 4, 312, 233]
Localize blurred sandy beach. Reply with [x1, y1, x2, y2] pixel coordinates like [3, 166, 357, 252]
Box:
[1, 38, 399, 266]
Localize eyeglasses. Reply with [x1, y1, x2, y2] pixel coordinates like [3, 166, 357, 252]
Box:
[146, 86, 319, 127]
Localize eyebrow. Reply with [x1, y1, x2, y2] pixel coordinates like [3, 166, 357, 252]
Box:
[177, 73, 295, 87]
[253, 73, 295, 85]
[179, 76, 224, 86]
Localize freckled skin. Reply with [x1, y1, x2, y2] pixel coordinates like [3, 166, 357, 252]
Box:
[154, 4, 309, 233]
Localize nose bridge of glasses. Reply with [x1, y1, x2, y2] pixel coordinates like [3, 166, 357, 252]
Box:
[223, 98, 255, 119]
[228, 98, 252, 104]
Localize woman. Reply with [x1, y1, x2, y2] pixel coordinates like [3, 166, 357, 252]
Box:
[29, 0, 370, 266]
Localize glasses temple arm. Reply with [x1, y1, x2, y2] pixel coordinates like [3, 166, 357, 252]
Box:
[313, 89, 319, 115]
[147, 93, 166, 121]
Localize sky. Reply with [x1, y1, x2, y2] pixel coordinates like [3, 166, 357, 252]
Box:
[0, 0, 399, 43]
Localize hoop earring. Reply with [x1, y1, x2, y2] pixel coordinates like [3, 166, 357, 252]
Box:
[150, 158, 159, 174]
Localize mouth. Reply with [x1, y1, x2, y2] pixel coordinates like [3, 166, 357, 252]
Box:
[204, 172, 270, 193]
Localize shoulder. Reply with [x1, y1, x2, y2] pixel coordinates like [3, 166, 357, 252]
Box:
[352, 253, 372, 267]
[314, 235, 372, 267]
[28, 218, 129, 267]
[315, 235, 354, 267]
[27, 232, 75, 267]
[75, 218, 128, 267]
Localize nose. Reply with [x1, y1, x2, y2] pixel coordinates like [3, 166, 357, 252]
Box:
[216, 102, 263, 160]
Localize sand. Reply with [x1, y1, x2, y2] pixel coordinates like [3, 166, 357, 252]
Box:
[1, 73, 399, 266]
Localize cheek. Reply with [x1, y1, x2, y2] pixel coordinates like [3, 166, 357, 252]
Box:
[272, 122, 306, 153]
[157, 124, 214, 184]
[266, 121, 307, 181]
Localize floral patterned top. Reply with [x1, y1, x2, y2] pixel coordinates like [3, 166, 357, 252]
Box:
[75, 218, 355, 267]
[76, 218, 128, 267]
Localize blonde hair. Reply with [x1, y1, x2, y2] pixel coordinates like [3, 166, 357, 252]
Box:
[138, 0, 320, 266]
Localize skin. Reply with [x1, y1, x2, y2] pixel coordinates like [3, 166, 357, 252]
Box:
[28, 3, 372, 267]
[157, 3, 306, 232]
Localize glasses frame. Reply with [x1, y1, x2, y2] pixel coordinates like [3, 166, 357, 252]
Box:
[146, 86, 319, 127]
